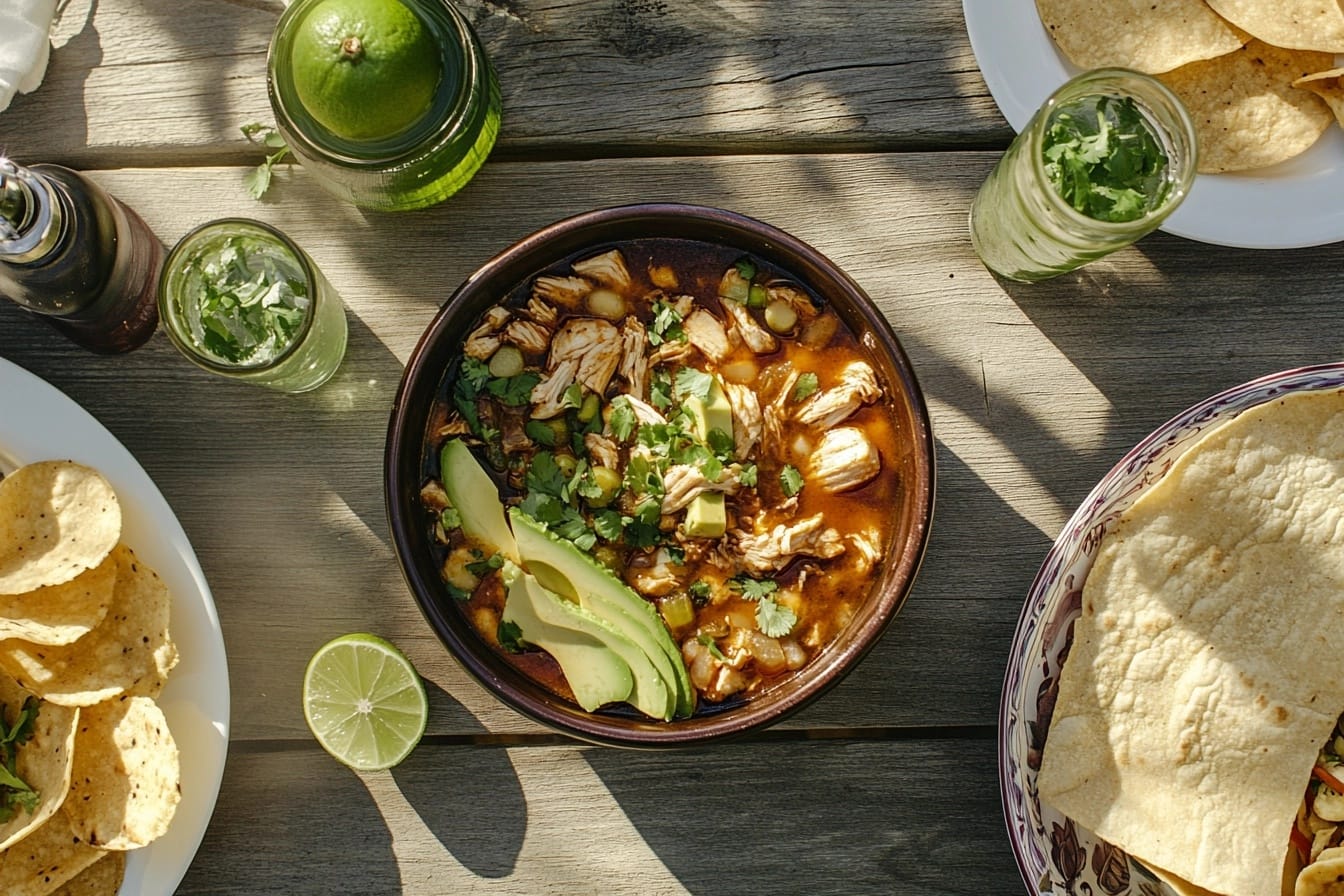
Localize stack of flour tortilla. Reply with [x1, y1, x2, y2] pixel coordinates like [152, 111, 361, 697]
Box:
[1037, 388, 1344, 896]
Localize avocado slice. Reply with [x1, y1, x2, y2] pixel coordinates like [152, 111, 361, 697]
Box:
[501, 563, 675, 718]
[510, 509, 694, 719]
[682, 376, 734, 539]
[439, 438, 519, 564]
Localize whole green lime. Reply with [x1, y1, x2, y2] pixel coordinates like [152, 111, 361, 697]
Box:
[289, 0, 443, 142]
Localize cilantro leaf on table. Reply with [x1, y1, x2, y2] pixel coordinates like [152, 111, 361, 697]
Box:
[241, 123, 292, 200]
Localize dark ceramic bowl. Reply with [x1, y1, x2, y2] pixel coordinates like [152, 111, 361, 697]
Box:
[385, 203, 935, 747]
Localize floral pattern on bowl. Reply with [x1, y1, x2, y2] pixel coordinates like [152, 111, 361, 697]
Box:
[997, 362, 1344, 896]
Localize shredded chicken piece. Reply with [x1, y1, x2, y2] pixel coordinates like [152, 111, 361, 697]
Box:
[721, 300, 778, 354]
[585, 432, 621, 469]
[660, 463, 741, 514]
[464, 305, 511, 360]
[523, 296, 559, 327]
[548, 318, 622, 394]
[435, 415, 472, 439]
[846, 527, 882, 577]
[503, 319, 550, 356]
[721, 381, 763, 460]
[682, 309, 731, 363]
[623, 395, 667, 427]
[572, 249, 632, 291]
[532, 274, 592, 310]
[809, 426, 881, 493]
[618, 316, 650, 400]
[795, 360, 882, 429]
[767, 283, 819, 321]
[625, 548, 680, 598]
[650, 340, 694, 366]
[530, 357, 581, 419]
[733, 514, 845, 575]
[420, 480, 451, 512]
[761, 368, 799, 461]
[670, 294, 695, 318]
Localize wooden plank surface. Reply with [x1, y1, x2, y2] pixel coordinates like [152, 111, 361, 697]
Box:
[177, 735, 1017, 895]
[4, 0, 1009, 168]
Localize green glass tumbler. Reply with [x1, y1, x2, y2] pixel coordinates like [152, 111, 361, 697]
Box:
[969, 68, 1197, 282]
[159, 219, 348, 393]
[267, 0, 501, 211]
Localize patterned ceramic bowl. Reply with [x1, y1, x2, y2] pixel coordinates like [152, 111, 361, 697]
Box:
[998, 362, 1344, 895]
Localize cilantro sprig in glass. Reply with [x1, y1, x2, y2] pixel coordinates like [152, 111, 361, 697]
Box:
[158, 218, 348, 392]
[969, 68, 1197, 282]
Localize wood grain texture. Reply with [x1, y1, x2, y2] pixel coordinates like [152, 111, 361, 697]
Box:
[2, 0, 1010, 168]
[178, 735, 1017, 895]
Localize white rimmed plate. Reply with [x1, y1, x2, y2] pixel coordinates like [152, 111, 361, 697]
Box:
[0, 356, 230, 896]
[998, 363, 1344, 895]
[962, 0, 1344, 249]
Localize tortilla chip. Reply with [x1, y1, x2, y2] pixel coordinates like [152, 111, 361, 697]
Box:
[0, 546, 179, 707]
[48, 850, 125, 896]
[63, 695, 180, 850]
[0, 675, 78, 853]
[1295, 69, 1344, 127]
[0, 553, 116, 647]
[1037, 389, 1344, 896]
[1035, 0, 1248, 73]
[1158, 40, 1335, 172]
[1204, 0, 1344, 52]
[0, 463, 121, 597]
[0, 813, 105, 896]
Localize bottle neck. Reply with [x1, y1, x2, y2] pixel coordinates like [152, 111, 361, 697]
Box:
[0, 159, 63, 264]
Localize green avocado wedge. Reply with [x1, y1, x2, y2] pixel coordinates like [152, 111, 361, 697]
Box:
[509, 509, 694, 719]
[501, 563, 674, 719]
[439, 438, 520, 564]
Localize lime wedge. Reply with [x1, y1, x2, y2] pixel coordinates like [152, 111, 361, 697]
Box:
[302, 633, 428, 770]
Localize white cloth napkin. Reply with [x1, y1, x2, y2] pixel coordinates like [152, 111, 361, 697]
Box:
[0, 0, 59, 113]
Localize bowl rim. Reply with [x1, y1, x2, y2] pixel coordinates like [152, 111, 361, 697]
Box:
[385, 202, 936, 747]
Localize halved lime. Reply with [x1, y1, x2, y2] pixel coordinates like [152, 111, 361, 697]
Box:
[302, 633, 428, 770]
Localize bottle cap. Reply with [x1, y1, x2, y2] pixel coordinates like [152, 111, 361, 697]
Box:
[0, 158, 59, 262]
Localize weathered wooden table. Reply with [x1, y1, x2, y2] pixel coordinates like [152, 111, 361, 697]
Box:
[3, 1, 1342, 893]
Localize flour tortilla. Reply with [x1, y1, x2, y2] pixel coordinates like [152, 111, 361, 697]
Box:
[1034, 0, 1248, 73]
[1036, 389, 1344, 896]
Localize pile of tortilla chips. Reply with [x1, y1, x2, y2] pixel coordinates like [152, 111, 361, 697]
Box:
[0, 460, 181, 895]
[1035, 0, 1344, 172]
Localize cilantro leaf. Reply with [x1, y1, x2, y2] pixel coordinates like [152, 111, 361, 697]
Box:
[498, 620, 525, 653]
[738, 464, 758, 488]
[650, 368, 673, 410]
[1041, 95, 1169, 224]
[697, 633, 727, 662]
[526, 452, 568, 497]
[649, 300, 685, 346]
[525, 419, 557, 447]
[730, 575, 779, 601]
[792, 372, 820, 402]
[687, 580, 712, 604]
[756, 597, 798, 638]
[674, 367, 714, 402]
[486, 371, 541, 407]
[240, 123, 292, 200]
[780, 465, 805, 497]
[608, 396, 637, 442]
[593, 510, 625, 541]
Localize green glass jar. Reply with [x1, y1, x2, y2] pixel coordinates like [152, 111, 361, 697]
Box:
[159, 219, 348, 393]
[969, 68, 1197, 282]
[267, 0, 501, 211]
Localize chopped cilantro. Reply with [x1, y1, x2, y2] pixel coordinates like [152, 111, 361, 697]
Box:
[460, 357, 492, 392]
[524, 419, 557, 447]
[594, 510, 625, 542]
[650, 368, 673, 410]
[486, 371, 541, 407]
[526, 452, 568, 497]
[738, 464, 758, 488]
[0, 697, 39, 823]
[465, 551, 504, 579]
[439, 506, 462, 531]
[706, 427, 735, 460]
[730, 575, 779, 601]
[673, 367, 714, 402]
[697, 633, 727, 662]
[792, 372, 820, 402]
[608, 396, 637, 442]
[755, 598, 798, 638]
[1042, 94, 1171, 224]
[649, 300, 685, 346]
[687, 579, 712, 604]
[780, 465, 805, 497]
[498, 620, 525, 653]
[562, 383, 585, 410]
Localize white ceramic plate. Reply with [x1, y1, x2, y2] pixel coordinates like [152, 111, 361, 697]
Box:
[962, 0, 1344, 249]
[0, 357, 230, 895]
[998, 363, 1344, 895]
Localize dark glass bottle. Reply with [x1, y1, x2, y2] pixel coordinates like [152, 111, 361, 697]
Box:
[0, 159, 163, 353]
